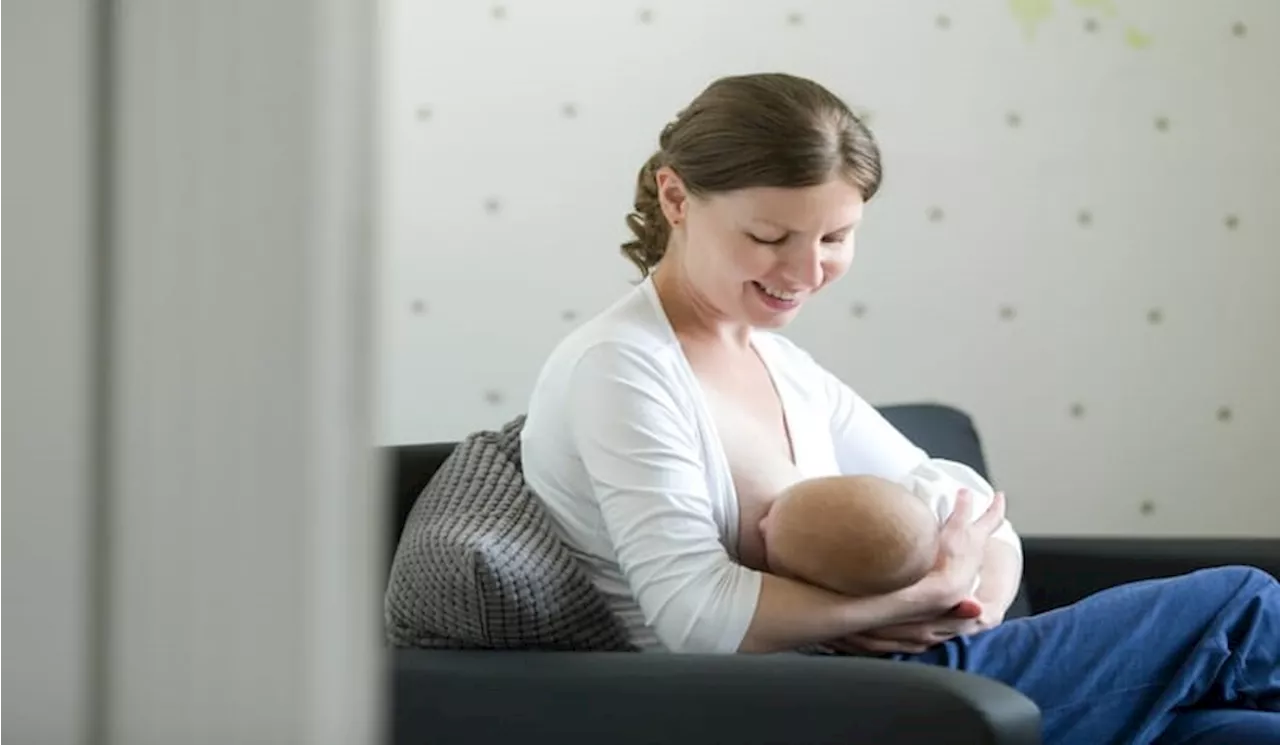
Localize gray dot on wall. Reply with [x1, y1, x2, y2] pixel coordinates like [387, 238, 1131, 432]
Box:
[1224, 214, 1240, 231]
[411, 299, 427, 315]
[1006, 111, 1022, 128]
[1139, 500, 1156, 516]
[927, 206, 945, 223]
[999, 305, 1017, 321]
[483, 389, 505, 405]
[1084, 17, 1100, 33]
[1232, 21, 1246, 37]
[936, 14, 951, 29]
[561, 103, 578, 119]
[1147, 308, 1164, 325]
[1216, 406, 1233, 423]
[415, 105, 432, 122]
[638, 8, 654, 23]
[1077, 209, 1093, 227]
[786, 11, 803, 25]
[850, 302, 867, 319]
[1154, 116, 1170, 132]
[491, 5, 506, 20]
[483, 197, 502, 214]
[1069, 402, 1086, 418]
[561, 309, 579, 322]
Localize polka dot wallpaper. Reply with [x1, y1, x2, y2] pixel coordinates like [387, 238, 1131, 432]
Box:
[376, 1, 1279, 537]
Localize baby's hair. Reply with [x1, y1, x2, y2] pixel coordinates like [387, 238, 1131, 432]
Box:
[767, 475, 938, 597]
[622, 72, 881, 277]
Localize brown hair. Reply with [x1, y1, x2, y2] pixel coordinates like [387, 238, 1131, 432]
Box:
[621, 72, 882, 277]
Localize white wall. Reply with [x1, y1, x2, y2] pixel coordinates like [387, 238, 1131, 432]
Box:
[3, 3, 97, 743]
[376, 1, 1280, 537]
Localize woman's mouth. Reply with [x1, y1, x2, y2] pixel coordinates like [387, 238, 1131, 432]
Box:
[752, 281, 801, 311]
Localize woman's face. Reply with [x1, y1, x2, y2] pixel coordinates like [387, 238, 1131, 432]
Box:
[657, 168, 863, 330]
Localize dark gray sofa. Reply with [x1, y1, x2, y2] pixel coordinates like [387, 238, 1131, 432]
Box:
[384, 403, 1279, 745]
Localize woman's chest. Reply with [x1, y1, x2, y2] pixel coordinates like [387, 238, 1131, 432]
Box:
[691, 350, 843, 565]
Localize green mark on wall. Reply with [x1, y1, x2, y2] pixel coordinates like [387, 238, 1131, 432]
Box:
[1009, 0, 1152, 49]
[1124, 26, 1152, 48]
[1009, 0, 1053, 39]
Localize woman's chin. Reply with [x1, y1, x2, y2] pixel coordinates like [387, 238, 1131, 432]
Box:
[749, 308, 800, 329]
[744, 283, 807, 326]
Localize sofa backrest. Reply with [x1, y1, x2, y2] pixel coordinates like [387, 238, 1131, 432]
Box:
[386, 442, 456, 570]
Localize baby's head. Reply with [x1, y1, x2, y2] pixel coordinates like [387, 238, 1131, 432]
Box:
[760, 474, 940, 597]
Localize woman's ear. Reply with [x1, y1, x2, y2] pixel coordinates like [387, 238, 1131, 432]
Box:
[655, 166, 688, 226]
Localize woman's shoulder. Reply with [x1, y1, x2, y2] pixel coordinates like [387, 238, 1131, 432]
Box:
[529, 282, 692, 404]
[523, 282, 701, 461]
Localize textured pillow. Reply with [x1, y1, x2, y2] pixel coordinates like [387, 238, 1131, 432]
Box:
[384, 414, 636, 651]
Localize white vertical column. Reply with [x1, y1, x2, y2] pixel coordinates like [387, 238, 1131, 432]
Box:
[106, 1, 383, 743]
[4, 3, 99, 744]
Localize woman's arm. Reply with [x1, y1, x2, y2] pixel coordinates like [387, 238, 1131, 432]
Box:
[813, 356, 931, 481]
[739, 572, 947, 653]
[838, 491, 1013, 654]
[806, 348, 1027, 643]
[814, 347, 1025, 605]
[567, 343, 953, 654]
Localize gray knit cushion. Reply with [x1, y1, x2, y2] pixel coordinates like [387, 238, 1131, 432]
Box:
[384, 415, 636, 651]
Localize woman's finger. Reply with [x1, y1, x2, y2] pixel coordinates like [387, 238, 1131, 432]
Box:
[865, 622, 957, 645]
[845, 635, 929, 655]
[948, 597, 984, 619]
[858, 624, 920, 643]
[943, 488, 974, 529]
[973, 490, 1007, 535]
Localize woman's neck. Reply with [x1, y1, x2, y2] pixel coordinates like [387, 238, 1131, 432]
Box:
[651, 260, 753, 350]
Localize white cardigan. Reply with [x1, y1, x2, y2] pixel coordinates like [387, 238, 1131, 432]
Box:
[520, 277, 1018, 653]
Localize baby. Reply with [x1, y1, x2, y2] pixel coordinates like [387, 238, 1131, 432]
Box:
[758, 459, 1002, 600]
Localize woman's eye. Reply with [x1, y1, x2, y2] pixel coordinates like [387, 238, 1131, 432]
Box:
[823, 233, 850, 245]
[748, 233, 788, 246]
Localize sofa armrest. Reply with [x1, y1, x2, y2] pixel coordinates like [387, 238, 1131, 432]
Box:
[1022, 537, 1280, 613]
[393, 648, 1040, 745]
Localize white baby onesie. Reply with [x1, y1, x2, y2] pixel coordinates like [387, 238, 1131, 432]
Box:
[899, 459, 1019, 596]
[902, 459, 998, 525]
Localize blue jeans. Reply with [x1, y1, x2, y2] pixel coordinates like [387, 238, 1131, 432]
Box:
[895, 566, 1280, 744]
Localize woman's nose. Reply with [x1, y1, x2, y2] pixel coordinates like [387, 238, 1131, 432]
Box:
[781, 242, 824, 288]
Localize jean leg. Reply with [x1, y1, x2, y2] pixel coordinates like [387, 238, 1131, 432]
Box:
[1155, 709, 1280, 745]
[895, 566, 1280, 745]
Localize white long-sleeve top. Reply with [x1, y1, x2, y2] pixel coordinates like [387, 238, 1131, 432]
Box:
[520, 277, 1019, 653]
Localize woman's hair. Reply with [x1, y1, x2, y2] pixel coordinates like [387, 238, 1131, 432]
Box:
[621, 72, 881, 277]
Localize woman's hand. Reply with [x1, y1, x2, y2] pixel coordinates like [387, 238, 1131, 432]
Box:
[928, 488, 1007, 603]
[831, 489, 1009, 655]
[835, 597, 1003, 655]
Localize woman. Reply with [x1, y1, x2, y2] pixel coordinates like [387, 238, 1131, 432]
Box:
[519, 72, 1278, 744]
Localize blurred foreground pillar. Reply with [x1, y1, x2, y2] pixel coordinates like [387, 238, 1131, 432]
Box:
[4, 2, 386, 744]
